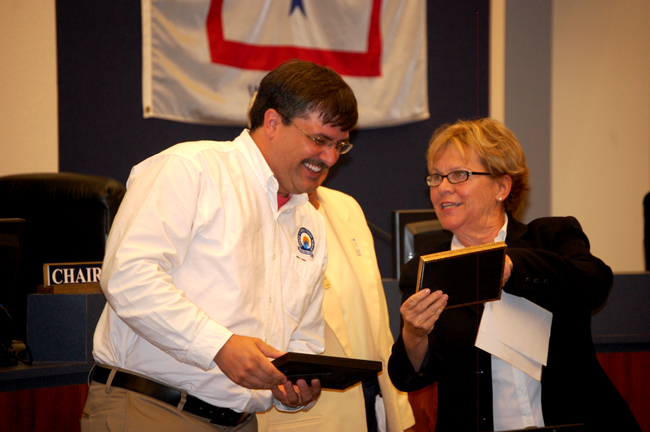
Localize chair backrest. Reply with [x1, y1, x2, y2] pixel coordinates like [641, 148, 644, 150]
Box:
[0, 218, 27, 340]
[0, 173, 126, 338]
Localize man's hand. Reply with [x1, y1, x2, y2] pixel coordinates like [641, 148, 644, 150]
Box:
[214, 335, 286, 389]
[271, 378, 322, 409]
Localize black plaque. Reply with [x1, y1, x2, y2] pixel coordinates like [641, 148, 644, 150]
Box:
[272, 352, 382, 390]
[417, 241, 506, 309]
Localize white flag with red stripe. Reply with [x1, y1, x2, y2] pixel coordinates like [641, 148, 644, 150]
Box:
[142, 0, 428, 128]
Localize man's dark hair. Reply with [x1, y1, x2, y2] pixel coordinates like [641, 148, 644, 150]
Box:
[248, 59, 358, 132]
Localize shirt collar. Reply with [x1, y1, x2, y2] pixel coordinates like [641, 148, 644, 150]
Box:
[236, 129, 273, 189]
[236, 129, 308, 209]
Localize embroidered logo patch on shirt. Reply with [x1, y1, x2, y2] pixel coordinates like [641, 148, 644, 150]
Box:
[297, 227, 315, 258]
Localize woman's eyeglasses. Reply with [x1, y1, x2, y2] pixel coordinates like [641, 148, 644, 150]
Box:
[426, 170, 491, 187]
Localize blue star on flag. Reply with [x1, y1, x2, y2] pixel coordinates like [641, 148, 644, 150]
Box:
[289, 0, 306, 17]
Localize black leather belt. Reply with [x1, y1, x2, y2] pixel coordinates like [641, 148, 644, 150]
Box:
[93, 365, 250, 427]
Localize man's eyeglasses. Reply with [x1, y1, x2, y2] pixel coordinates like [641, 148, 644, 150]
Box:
[426, 170, 491, 187]
[291, 123, 353, 155]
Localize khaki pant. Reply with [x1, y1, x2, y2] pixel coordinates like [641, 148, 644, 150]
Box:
[81, 380, 257, 432]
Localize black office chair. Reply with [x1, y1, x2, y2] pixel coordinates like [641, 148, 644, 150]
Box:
[0, 218, 27, 360]
[0, 173, 125, 338]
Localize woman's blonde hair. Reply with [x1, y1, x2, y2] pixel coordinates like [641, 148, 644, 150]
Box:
[427, 118, 530, 213]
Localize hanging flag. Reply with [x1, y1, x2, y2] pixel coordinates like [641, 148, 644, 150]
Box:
[142, 0, 428, 128]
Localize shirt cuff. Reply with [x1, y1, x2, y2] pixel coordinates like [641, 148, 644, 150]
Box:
[185, 318, 233, 370]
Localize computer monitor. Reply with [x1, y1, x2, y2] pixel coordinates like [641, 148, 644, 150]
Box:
[393, 209, 444, 280]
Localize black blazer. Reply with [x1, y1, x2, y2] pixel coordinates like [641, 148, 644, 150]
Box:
[388, 216, 640, 432]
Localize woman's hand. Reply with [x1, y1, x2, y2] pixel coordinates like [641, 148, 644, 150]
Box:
[400, 289, 447, 370]
[502, 254, 513, 287]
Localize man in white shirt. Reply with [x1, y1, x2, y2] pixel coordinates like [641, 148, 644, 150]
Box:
[82, 59, 358, 432]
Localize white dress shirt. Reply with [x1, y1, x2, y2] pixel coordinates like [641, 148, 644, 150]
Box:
[451, 214, 545, 430]
[93, 129, 326, 413]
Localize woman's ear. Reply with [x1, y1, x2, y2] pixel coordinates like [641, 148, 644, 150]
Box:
[497, 174, 512, 201]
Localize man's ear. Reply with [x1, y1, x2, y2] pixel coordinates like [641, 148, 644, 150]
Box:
[263, 109, 282, 139]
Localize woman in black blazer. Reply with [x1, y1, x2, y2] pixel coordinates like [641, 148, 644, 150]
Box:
[388, 118, 640, 432]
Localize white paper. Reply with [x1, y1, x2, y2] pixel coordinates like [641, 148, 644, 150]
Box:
[475, 292, 552, 380]
[475, 328, 543, 380]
